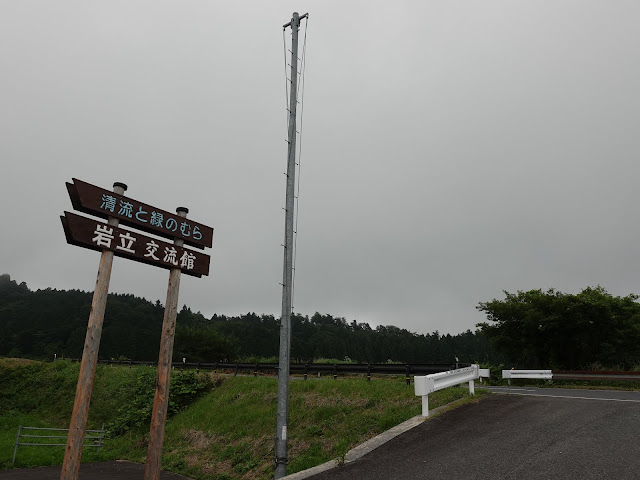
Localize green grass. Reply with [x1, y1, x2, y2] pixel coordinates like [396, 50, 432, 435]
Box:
[0, 358, 485, 479]
[0, 358, 144, 468]
[128, 376, 479, 479]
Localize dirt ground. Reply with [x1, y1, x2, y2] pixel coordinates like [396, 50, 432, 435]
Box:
[0, 461, 193, 480]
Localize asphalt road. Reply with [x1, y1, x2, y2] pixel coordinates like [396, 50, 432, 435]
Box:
[483, 385, 640, 401]
[303, 391, 640, 480]
[0, 461, 192, 480]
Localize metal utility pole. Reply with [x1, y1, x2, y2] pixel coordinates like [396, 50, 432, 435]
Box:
[275, 11, 307, 480]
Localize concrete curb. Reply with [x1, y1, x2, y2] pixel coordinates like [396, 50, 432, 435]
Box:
[281, 396, 474, 479]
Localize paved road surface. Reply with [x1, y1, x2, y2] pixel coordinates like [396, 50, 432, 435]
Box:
[483, 385, 640, 401]
[304, 392, 640, 480]
[4, 389, 640, 480]
[0, 461, 192, 480]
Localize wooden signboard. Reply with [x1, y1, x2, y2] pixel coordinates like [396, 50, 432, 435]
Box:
[60, 179, 214, 480]
[61, 212, 210, 277]
[66, 178, 213, 249]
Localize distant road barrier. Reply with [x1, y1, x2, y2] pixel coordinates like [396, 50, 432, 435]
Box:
[502, 370, 552, 384]
[502, 369, 640, 383]
[61, 359, 640, 383]
[91, 359, 466, 379]
[414, 365, 479, 417]
[553, 371, 640, 382]
[13, 425, 104, 465]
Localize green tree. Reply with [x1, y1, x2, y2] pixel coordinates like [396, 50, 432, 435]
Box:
[174, 324, 237, 363]
[1, 273, 503, 364]
[477, 287, 640, 369]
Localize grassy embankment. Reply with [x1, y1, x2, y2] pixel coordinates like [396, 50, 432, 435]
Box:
[0, 358, 485, 480]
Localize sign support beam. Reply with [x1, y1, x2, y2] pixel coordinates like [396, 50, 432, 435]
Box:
[144, 207, 188, 480]
[60, 182, 127, 480]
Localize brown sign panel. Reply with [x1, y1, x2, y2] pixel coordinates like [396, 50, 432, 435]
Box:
[66, 178, 213, 249]
[61, 212, 210, 277]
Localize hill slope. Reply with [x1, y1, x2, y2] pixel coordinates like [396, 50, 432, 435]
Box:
[0, 358, 481, 479]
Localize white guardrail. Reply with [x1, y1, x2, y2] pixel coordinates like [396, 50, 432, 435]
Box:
[414, 365, 480, 417]
[502, 369, 552, 382]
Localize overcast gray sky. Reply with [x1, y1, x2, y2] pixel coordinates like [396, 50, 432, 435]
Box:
[1, 1, 639, 336]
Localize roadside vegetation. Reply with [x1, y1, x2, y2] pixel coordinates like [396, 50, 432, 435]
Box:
[5, 276, 640, 477]
[0, 358, 482, 479]
[478, 286, 640, 369]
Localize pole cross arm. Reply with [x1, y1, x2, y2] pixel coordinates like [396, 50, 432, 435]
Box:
[283, 12, 308, 29]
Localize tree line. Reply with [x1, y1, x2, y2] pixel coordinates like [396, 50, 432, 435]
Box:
[7, 274, 637, 369]
[0, 274, 495, 365]
[477, 286, 640, 370]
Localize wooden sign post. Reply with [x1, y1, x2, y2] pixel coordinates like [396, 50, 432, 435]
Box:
[144, 207, 187, 480]
[60, 182, 127, 480]
[59, 180, 213, 480]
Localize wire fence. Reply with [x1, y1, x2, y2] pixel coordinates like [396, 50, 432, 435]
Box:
[13, 424, 105, 465]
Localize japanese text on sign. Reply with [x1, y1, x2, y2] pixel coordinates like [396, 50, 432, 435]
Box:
[91, 223, 198, 270]
[66, 179, 213, 249]
[98, 194, 204, 241]
[61, 212, 210, 277]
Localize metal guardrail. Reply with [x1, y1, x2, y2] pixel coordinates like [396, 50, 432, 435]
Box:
[414, 365, 479, 417]
[553, 371, 640, 382]
[70, 359, 640, 383]
[503, 369, 553, 380]
[501, 369, 640, 383]
[94, 359, 466, 380]
[13, 424, 105, 465]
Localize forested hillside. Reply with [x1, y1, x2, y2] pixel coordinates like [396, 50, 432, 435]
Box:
[0, 274, 497, 364]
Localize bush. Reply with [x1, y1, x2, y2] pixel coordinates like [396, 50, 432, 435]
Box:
[107, 370, 215, 436]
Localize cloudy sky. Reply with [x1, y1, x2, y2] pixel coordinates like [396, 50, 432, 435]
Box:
[1, 1, 639, 336]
